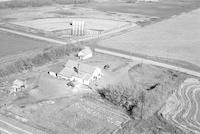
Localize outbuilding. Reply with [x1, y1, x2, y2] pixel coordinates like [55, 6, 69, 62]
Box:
[78, 47, 93, 60]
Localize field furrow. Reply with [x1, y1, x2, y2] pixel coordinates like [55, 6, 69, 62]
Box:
[195, 91, 200, 124]
[161, 78, 200, 134]
[186, 88, 200, 128]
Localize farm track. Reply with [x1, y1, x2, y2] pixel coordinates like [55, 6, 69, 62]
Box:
[163, 79, 200, 134]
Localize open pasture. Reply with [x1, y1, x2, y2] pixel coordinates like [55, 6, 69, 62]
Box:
[160, 78, 200, 134]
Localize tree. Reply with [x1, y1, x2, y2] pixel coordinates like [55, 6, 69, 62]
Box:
[138, 91, 145, 119]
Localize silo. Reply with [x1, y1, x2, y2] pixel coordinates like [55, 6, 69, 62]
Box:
[71, 20, 85, 36]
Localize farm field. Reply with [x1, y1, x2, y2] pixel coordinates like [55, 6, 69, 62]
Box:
[1, 1, 200, 134]
[160, 78, 200, 134]
[8, 96, 129, 134]
[0, 5, 148, 23]
[0, 4, 144, 59]
[98, 8, 200, 69]
[0, 4, 145, 33]
[12, 17, 128, 32]
[79, 0, 200, 18]
[0, 31, 53, 58]
[0, 0, 11, 2]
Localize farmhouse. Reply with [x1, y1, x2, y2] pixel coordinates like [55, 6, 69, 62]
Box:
[78, 47, 93, 60]
[58, 60, 103, 85]
[10, 79, 26, 94]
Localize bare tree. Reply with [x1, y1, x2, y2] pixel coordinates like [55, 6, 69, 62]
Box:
[139, 91, 145, 119]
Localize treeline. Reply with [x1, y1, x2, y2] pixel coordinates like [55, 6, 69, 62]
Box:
[97, 81, 172, 120]
[0, 44, 81, 78]
[0, 0, 91, 9]
[97, 84, 145, 120]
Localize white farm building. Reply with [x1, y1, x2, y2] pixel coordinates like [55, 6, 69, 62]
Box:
[10, 79, 26, 94]
[58, 60, 103, 85]
[78, 47, 93, 60]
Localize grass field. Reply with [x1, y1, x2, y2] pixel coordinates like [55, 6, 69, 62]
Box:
[98, 8, 200, 69]
[0, 31, 53, 58]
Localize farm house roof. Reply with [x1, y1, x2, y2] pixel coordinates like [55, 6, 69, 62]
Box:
[78, 47, 92, 57]
[13, 79, 24, 86]
[65, 60, 96, 74]
[59, 60, 99, 80]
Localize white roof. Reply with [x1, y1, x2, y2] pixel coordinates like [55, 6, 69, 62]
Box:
[13, 79, 24, 87]
[78, 47, 92, 57]
[65, 60, 97, 74]
[59, 60, 100, 80]
[13, 79, 24, 85]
